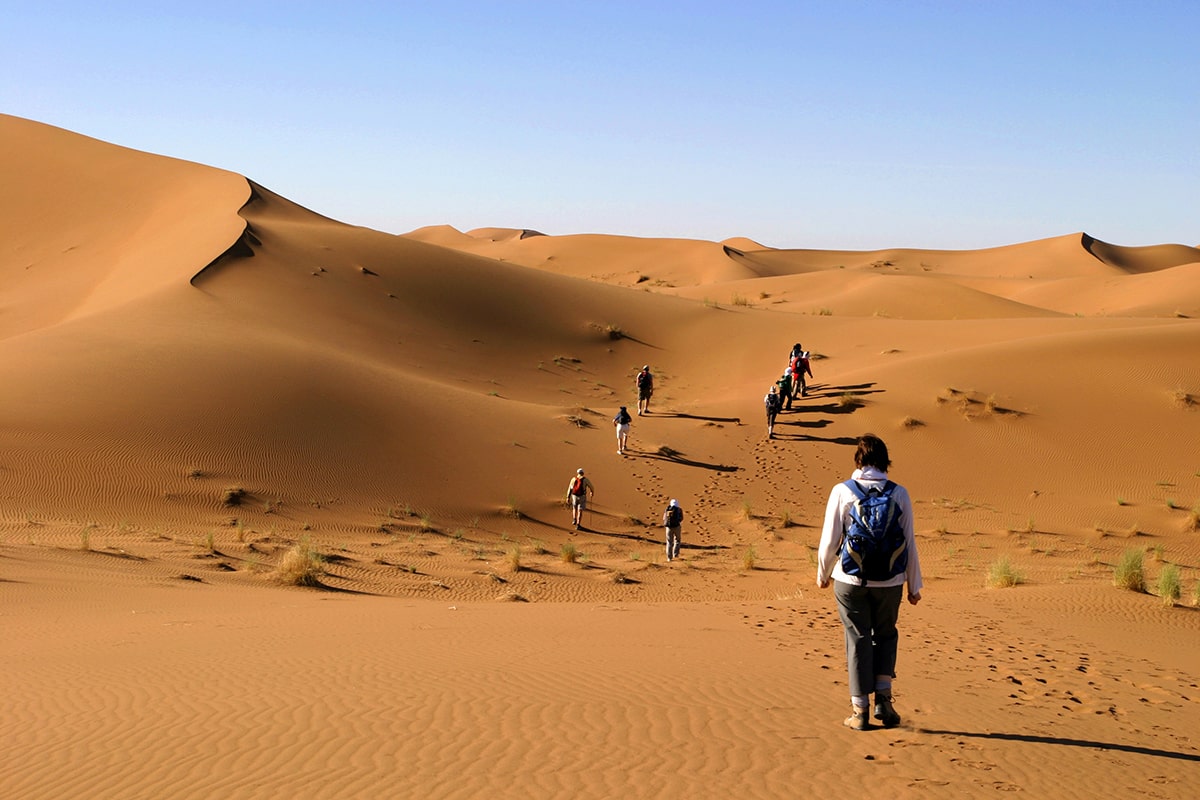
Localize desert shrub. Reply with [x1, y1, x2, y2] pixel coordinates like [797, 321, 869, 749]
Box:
[222, 486, 246, 507]
[1157, 564, 1182, 607]
[838, 392, 860, 409]
[741, 546, 757, 571]
[501, 497, 522, 519]
[1113, 548, 1145, 592]
[987, 557, 1024, 588]
[505, 546, 522, 573]
[561, 542, 579, 564]
[1184, 506, 1200, 532]
[272, 540, 325, 586]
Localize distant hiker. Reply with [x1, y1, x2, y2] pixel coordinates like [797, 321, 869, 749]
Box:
[636, 366, 654, 415]
[663, 498, 683, 561]
[764, 385, 782, 438]
[816, 434, 923, 731]
[790, 344, 814, 398]
[566, 468, 595, 531]
[777, 369, 794, 411]
[614, 405, 632, 455]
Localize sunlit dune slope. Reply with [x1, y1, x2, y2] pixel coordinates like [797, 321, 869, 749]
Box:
[1, 114, 1196, 552]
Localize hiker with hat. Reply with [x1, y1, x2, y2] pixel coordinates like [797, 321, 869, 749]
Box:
[663, 499, 684, 561]
[778, 368, 794, 411]
[566, 468, 595, 531]
[635, 365, 654, 416]
[764, 385, 782, 439]
[613, 405, 633, 455]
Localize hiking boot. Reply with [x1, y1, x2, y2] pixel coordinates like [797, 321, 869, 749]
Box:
[843, 706, 870, 731]
[874, 695, 901, 728]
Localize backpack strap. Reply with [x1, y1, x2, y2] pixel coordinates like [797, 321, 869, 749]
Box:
[843, 479, 867, 500]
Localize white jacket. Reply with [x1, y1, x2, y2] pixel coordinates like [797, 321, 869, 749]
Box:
[817, 467, 923, 593]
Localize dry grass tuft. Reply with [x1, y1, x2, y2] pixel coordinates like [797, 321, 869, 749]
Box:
[1157, 564, 1182, 607]
[900, 416, 925, 429]
[987, 557, 1024, 588]
[1171, 388, 1196, 409]
[741, 546, 758, 571]
[272, 540, 325, 586]
[222, 486, 247, 507]
[1112, 548, 1145, 592]
[561, 542, 579, 564]
[501, 497, 522, 519]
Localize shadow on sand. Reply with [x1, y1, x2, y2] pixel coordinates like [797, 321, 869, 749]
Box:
[916, 728, 1200, 763]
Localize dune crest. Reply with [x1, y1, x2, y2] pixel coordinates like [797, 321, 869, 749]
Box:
[1082, 232, 1200, 274]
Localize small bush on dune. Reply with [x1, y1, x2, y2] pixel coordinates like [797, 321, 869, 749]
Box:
[1157, 564, 1182, 607]
[1113, 548, 1145, 592]
[838, 392, 861, 409]
[741, 546, 757, 571]
[1184, 506, 1200, 532]
[272, 540, 325, 586]
[987, 557, 1024, 588]
[561, 542, 579, 564]
[506, 546, 522, 573]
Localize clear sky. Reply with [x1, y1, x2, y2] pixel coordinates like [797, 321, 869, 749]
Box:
[3, 1, 1197, 250]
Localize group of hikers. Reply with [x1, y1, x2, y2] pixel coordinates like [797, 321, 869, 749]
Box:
[565, 349, 923, 733]
[764, 343, 814, 438]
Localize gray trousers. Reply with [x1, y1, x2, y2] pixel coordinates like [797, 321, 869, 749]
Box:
[834, 581, 903, 697]
[665, 526, 681, 559]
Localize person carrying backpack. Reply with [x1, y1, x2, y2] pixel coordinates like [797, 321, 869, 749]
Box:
[662, 498, 683, 561]
[613, 406, 632, 455]
[816, 434, 922, 731]
[565, 468, 595, 531]
[635, 365, 654, 415]
[777, 369, 794, 411]
[764, 385, 782, 438]
[790, 344, 814, 398]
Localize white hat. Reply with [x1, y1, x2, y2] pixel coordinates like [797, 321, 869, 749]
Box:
[669, 498, 679, 507]
[577, 468, 584, 474]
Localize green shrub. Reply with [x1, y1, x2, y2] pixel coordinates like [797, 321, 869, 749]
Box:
[987, 557, 1024, 588]
[1157, 564, 1181, 607]
[1113, 548, 1145, 592]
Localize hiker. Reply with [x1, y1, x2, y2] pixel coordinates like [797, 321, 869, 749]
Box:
[636, 365, 654, 415]
[613, 405, 632, 455]
[777, 368, 794, 411]
[790, 344, 814, 398]
[816, 434, 923, 731]
[663, 499, 683, 561]
[764, 385, 782, 438]
[566, 468, 595, 531]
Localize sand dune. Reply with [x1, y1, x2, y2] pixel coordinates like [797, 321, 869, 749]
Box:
[2, 114, 1198, 798]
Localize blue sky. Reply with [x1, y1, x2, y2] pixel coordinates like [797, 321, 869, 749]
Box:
[3, 1, 1197, 249]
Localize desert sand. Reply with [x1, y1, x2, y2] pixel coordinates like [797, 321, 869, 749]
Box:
[2, 114, 1198, 798]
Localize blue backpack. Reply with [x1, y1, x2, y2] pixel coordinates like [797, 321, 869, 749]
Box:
[839, 480, 908, 583]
